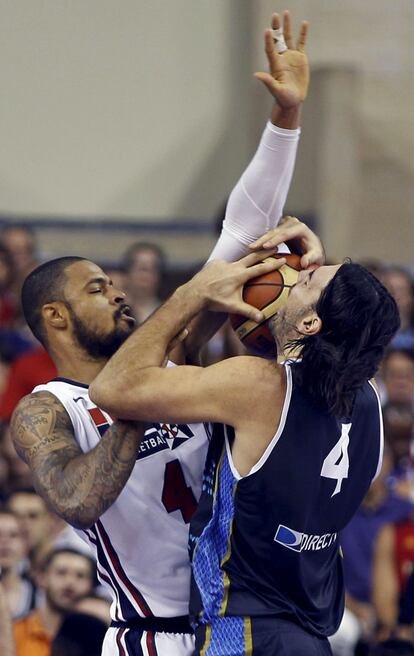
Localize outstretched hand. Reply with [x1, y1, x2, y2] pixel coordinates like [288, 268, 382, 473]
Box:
[255, 10, 310, 109]
[249, 216, 325, 269]
[189, 250, 286, 322]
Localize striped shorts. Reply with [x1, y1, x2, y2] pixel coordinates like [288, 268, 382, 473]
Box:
[102, 626, 195, 656]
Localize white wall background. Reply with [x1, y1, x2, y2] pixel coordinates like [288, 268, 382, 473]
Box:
[0, 1, 413, 263]
[0, 0, 254, 219]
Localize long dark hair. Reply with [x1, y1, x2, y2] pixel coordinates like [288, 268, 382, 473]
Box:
[290, 262, 400, 418]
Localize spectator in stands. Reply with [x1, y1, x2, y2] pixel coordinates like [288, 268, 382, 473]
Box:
[383, 266, 414, 350]
[29, 513, 96, 584]
[0, 508, 36, 620]
[6, 488, 53, 572]
[381, 349, 414, 406]
[0, 347, 57, 421]
[373, 516, 414, 641]
[2, 226, 38, 291]
[1, 424, 33, 493]
[358, 259, 386, 283]
[0, 580, 16, 656]
[384, 402, 414, 468]
[122, 241, 165, 324]
[0, 453, 9, 503]
[14, 547, 95, 656]
[74, 594, 111, 626]
[51, 612, 107, 656]
[330, 448, 414, 655]
[383, 402, 414, 501]
[397, 568, 414, 641]
[0, 243, 18, 328]
[0, 348, 13, 408]
[370, 639, 414, 656]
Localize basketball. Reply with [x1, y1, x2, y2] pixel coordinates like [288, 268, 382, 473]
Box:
[229, 253, 302, 357]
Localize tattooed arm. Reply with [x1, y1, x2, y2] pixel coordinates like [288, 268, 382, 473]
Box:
[10, 391, 144, 529]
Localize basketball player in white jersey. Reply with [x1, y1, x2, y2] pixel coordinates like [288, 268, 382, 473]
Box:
[11, 12, 316, 655]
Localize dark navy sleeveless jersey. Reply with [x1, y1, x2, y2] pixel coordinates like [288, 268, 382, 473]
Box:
[189, 363, 383, 643]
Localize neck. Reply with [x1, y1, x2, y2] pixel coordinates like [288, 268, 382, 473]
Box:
[39, 601, 63, 637]
[51, 342, 108, 386]
[277, 330, 302, 361]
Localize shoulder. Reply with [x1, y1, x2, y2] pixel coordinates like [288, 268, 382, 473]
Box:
[204, 354, 284, 396]
[212, 355, 283, 380]
[12, 390, 67, 423]
[354, 379, 382, 412]
[213, 355, 285, 416]
[11, 391, 74, 460]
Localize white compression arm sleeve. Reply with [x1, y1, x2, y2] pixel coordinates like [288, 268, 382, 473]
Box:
[208, 121, 300, 262]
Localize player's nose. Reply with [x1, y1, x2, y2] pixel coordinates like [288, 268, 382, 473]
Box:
[111, 287, 126, 304]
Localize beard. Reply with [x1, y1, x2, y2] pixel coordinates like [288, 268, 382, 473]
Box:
[68, 304, 135, 359]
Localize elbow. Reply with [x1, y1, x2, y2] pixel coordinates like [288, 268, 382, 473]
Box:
[65, 515, 95, 531]
[54, 504, 99, 531]
[90, 378, 150, 421]
[89, 384, 136, 419]
[89, 380, 117, 414]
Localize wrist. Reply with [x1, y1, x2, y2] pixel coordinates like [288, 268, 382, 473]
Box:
[271, 103, 301, 129]
[173, 280, 208, 316]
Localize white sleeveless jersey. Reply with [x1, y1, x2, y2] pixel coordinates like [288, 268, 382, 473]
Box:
[33, 375, 210, 620]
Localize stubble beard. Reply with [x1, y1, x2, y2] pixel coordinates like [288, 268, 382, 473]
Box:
[271, 305, 310, 355]
[270, 307, 294, 354]
[68, 306, 134, 360]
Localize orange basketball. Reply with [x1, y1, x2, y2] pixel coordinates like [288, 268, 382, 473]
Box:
[229, 253, 302, 357]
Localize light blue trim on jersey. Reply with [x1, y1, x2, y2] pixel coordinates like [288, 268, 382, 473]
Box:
[193, 454, 237, 622]
[204, 616, 246, 655]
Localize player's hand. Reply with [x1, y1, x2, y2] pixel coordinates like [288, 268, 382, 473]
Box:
[249, 216, 325, 269]
[189, 250, 286, 322]
[255, 11, 310, 109]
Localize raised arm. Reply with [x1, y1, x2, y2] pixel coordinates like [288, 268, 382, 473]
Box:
[11, 392, 144, 529]
[209, 11, 310, 262]
[181, 11, 310, 360]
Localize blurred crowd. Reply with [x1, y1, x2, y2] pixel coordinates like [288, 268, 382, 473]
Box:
[0, 223, 413, 655]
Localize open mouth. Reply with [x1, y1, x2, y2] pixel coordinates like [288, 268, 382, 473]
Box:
[118, 305, 136, 325]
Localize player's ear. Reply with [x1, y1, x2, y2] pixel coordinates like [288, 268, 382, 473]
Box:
[296, 311, 322, 336]
[42, 302, 69, 331]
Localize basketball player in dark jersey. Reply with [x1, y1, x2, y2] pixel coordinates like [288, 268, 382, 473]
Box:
[91, 254, 400, 655]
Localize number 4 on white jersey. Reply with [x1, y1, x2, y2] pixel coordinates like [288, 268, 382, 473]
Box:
[320, 424, 351, 497]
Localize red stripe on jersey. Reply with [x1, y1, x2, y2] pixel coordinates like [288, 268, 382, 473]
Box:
[146, 631, 158, 656]
[82, 529, 122, 622]
[96, 520, 153, 617]
[116, 628, 127, 656]
[88, 406, 108, 427]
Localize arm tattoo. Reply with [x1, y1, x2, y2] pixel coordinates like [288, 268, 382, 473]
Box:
[11, 392, 143, 529]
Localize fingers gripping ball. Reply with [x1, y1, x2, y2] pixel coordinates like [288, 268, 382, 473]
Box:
[230, 253, 301, 357]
